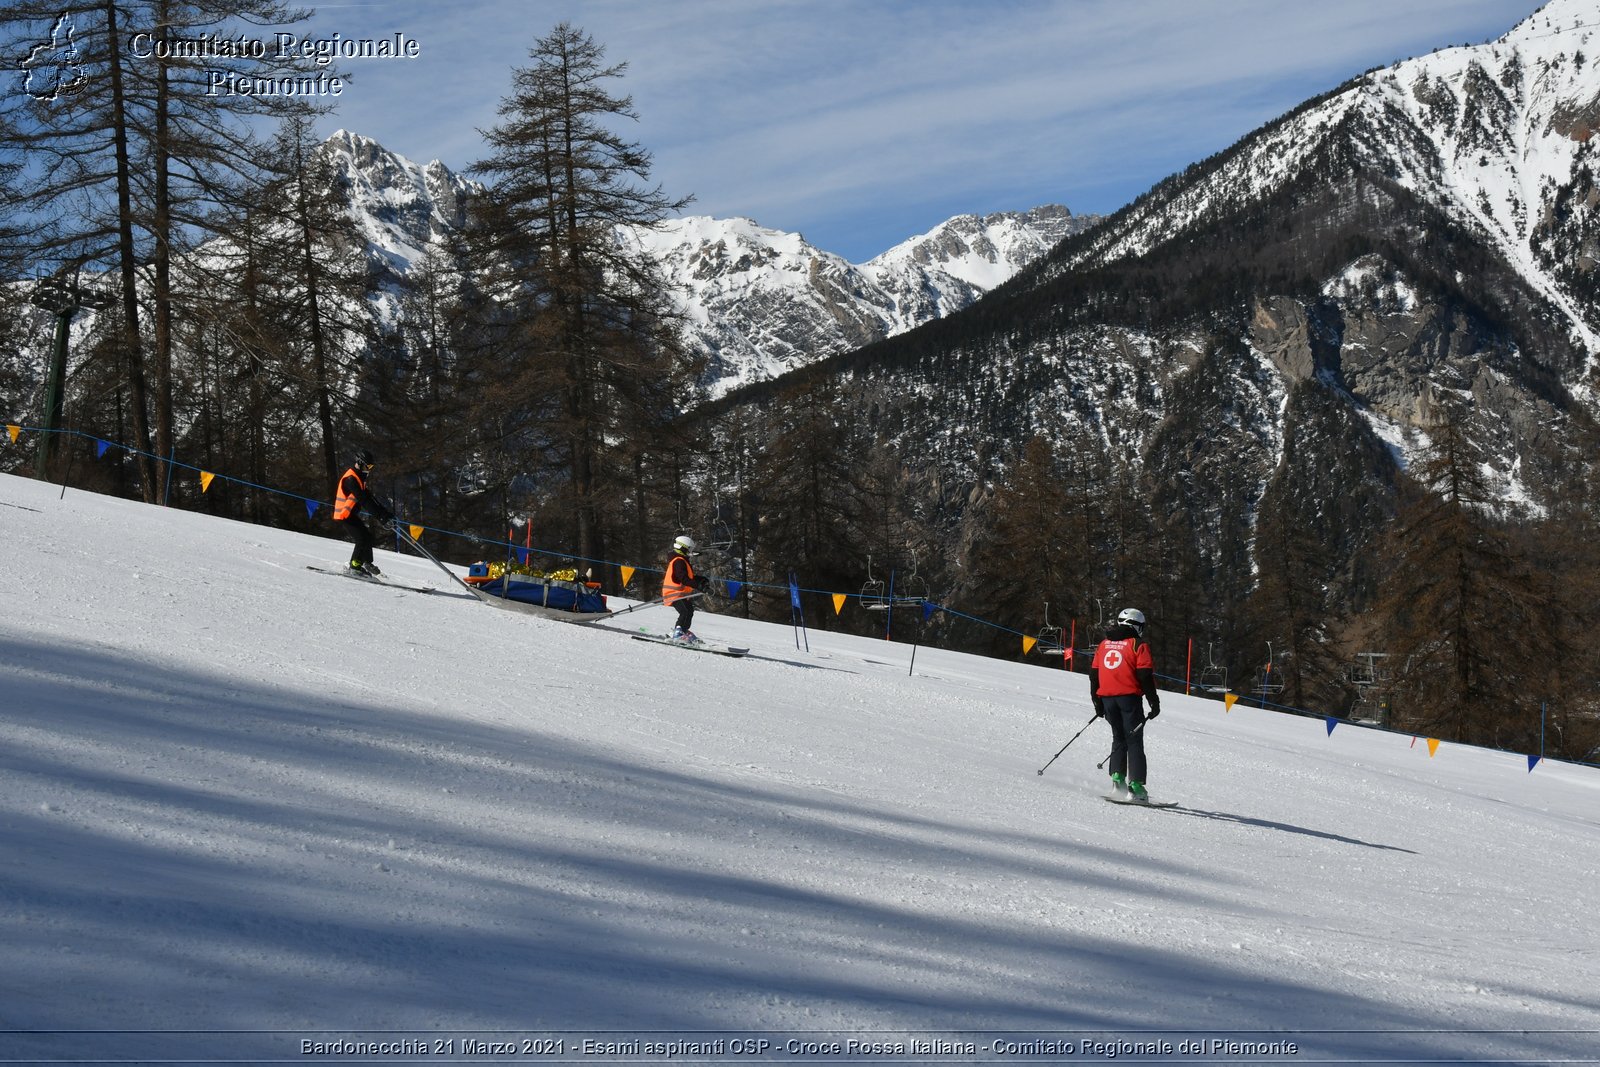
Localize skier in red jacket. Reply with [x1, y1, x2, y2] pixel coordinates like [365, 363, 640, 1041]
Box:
[1089, 607, 1162, 802]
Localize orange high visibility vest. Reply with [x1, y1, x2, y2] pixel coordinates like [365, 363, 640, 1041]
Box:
[662, 553, 696, 604]
[333, 466, 364, 521]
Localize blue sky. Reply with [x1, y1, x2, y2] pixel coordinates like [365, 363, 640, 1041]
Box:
[298, 0, 1544, 262]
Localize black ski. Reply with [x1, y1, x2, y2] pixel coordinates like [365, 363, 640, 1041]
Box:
[306, 565, 438, 595]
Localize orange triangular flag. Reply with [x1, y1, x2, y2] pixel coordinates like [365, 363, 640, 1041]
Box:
[1022, 635, 1037, 655]
[5, 424, 18, 444]
[200, 471, 215, 492]
[1427, 738, 1441, 757]
[409, 524, 424, 541]
[832, 592, 847, 615]
[620, 565, 635, 588]
[1224, 693, 1239, 712]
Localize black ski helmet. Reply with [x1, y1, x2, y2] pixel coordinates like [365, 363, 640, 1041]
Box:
[353, 448, 375, 471]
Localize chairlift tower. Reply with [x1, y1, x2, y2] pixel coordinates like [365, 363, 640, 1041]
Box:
[29, 271, 113, 479]
[1348, 651, 1392, 724]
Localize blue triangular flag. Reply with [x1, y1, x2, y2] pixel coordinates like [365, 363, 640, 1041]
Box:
[726, 580, 742, 600]
[305, 499, 319, 519]
[1326, 717, 1338, 735]
[95, 439, 109, 458]
[1528, 755, 1541, 773]
[922, 601, 937, 621]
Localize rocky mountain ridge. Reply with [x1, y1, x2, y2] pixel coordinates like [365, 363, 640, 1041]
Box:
[320, 130, 1096, 396]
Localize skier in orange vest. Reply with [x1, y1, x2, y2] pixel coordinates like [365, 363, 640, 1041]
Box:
[662, 534, 707, 642]
[333, 449, 393, 576]
[1089, 607, 1162, 802]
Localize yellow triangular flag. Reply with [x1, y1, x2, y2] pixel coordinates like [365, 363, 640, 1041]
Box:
[200, 471, 215, 492]
[832, 592, 847, 615]
[620, 565, 635, 588]
[1427, 738, 1441, 757]
[5, 424, 18, 444]
[1224, 693, 1239, 713]
[1022, 635, 1037, 655]
[409, 524, 424, 541]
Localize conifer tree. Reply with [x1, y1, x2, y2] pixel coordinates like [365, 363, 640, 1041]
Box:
[748, 375, 869, 609]
[1370, 405, 1564, 748]
[1, 0, 330, 500]
[473, 22, 695, 566]
[959, 435, 1072, 655]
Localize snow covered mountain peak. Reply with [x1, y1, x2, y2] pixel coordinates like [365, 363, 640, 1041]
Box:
[320, 129, 477, 271]
[1049, 1, 1599, 358]
[622, 206, 1099, 396]
[317, 131, 1093, 396]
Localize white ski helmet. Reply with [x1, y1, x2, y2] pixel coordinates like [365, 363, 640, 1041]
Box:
[1116, 607, 1147, 634]
[673, 534, 696, 555]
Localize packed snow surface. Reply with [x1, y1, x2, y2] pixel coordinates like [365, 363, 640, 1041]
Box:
[0, 472, 1596, 1063]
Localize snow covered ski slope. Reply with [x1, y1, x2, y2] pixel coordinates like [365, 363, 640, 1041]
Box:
[0, 472, 1596, 1063]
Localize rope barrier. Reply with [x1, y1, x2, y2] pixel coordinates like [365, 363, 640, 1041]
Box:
[7, 420, 1596, 771]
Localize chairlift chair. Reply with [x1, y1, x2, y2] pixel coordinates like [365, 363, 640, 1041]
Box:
[894, 553, 929, 604]
[1197, 642, 1227, 693]
[861, 555, 888, 612]
[1034, 602, 1065, 655]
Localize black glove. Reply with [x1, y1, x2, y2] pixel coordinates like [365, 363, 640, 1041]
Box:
[1092, 698, 1106, 719]
[1145, 701, 1161, 720]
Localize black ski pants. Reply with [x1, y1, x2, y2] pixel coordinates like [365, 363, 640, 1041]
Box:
[337, 516, 376, 566]
[673, 597, 695, 632]
[1103, 694, 1148, 783]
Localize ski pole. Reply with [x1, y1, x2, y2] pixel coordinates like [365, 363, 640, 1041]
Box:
[1096, 719, 1147, 770]
[1037, 712, 1099, 776]
[607, 592, 701, 619]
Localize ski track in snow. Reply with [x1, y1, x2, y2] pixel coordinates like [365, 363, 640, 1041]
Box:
[0, 472, 1597, 1062]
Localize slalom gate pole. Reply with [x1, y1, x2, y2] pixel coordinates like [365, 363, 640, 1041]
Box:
[1037, 712, 1099, 776]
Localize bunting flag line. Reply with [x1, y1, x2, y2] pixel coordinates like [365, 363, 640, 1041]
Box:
[726, 580, 743, 600]
[305, 500, 319, 520]
[96, 439, 109, 458]
[1427, 738, 1441, 757]
[409, 524, 424, 541]
[5, 424, 18, 444]
[1224, 693, 1239, 713]
[200, 471, 215, 492]
[1022, 635, 1038, 656]
[620, 565, 635, 589]
[832, 592, 846, 615]
[1325, 717, 1338, 735]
